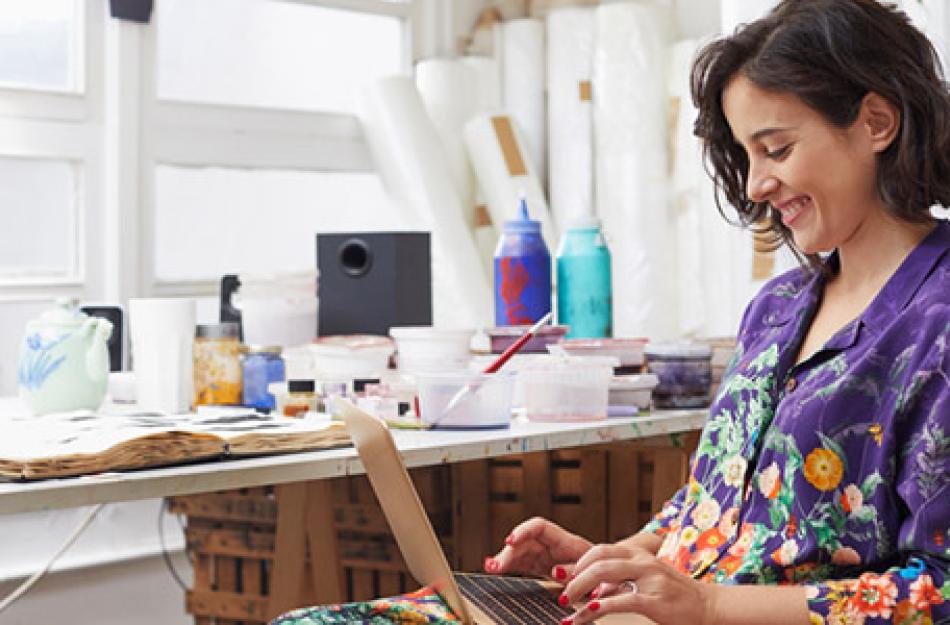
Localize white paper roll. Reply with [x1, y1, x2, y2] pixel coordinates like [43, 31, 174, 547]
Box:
[501, 18, 547, 188]
[464, 113, 558, 253]
[460, 55, 502, 113]
[720, 0, 779, 34]
[670, 39, 751, 338]
[358, 77, 492, 329]
[546, 6, 595, 231]
[415, 58, 480, 219]
[593, 2, 674, 340]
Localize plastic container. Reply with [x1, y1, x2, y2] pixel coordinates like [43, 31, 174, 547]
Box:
[519, 356, 613, 422]
[645, 343, 713, 408]
[609, 374, 659, 411]
[282, 379, 318, 417]
[220, 272, 318, 347]
[416, 371, 516, 429]
[494, 199, 552, 326]
[241, 346, 285, 412]
[389, 326, 474, 373]
[556, 216, 612, 338]
[308, 335, 394, 378]
[193, 323, 243, 406]
[548, 338, 646, 371]
[486, 324, 568, 354]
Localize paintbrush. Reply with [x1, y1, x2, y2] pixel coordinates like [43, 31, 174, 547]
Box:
[439, 312, 553, 418]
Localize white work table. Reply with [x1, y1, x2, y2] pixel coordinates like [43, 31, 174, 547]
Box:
[0, 409, 707, 516]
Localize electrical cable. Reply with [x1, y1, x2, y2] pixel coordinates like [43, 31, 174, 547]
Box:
[158, 497, 191, 591]
[0, 503, 105, 615]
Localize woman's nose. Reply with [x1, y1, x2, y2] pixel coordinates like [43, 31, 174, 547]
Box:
[746, 164, 779, 203]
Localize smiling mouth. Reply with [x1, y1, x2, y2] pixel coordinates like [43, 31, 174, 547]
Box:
[775, 196, 811, 226]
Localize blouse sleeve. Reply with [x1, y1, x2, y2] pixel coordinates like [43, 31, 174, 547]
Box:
[804, 340, 950, 624]
[642, 481, 689, 537]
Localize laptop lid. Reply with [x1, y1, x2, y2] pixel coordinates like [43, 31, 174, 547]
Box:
[337, 398, 473, 624]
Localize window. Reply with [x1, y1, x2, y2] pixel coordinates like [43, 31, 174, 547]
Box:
[0, 0, 82, 92]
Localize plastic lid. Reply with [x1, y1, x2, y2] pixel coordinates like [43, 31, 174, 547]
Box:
[196, 323, 241, 339]
[503, 197, 541, 233]
[288, 379, 315, 393]
[353, 378, 381, 393]
[245, 345, 282, 354]
[389, 326, 475, 340]
[645, 342, 713, 359]
[566, 215, 602, 231]
[610, 373, 659, 391]
[310, 335, 394, 355]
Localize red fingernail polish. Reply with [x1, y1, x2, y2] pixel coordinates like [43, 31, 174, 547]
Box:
[588, 601, 601, 612]
[554, 566, 567, 581]
[561, 619, 573, 625]
[483, 557, 493, 572]
[505, 534, 515, 546]
[589, 588, 600, 599]
[558, 594, 570, 607]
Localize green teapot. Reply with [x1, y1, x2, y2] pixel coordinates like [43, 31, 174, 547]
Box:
[18, 300, 113, 415]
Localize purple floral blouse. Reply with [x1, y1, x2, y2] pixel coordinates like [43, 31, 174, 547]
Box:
[645, 221, 950, 624]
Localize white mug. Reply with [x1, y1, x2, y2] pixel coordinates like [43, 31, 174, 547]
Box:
[129, 298, 196, 414]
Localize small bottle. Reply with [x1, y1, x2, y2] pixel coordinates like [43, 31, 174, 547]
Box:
[494, 198, 552, 326]
[242, 346, 285, 412]
[283, 379, 317, 418]
[557, 216, 612, 338]
[193, 323, 243, 406]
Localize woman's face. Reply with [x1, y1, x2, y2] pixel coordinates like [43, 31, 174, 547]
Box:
[722, 74, 881, 254]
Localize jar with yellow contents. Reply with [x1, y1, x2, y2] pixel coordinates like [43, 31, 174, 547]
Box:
[193, 323, 243, 406]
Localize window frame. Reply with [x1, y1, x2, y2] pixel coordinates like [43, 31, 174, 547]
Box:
[140, 0, 418, 297]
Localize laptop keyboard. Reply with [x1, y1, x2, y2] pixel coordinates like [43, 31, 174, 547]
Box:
[454, 573, 574, 625]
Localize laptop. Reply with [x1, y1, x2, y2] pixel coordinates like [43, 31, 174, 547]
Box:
[338, 398, 650, 625]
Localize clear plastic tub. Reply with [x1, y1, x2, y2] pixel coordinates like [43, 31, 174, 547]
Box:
[645, 343, 713, 408]
[548, 338, 647, 369]
[308, 335, 393, 378]
[416, 371, 516, 429]
[389, 326, 474, 373]
[609, 373, 659, 411]
[519, 357, 613, 422]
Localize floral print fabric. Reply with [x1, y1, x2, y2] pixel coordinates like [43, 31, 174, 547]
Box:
[645, 222, 950, 624]
[271, 587, 460, 625]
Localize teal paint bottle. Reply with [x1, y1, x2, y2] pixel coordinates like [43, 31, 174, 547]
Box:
[556, 217, 612, 338]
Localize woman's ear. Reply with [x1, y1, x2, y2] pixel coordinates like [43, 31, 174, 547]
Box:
[860, 92, 901, 153]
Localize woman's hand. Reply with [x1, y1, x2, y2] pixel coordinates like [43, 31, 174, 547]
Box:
[483, 517, 593, 579]
[557, 545, 714, 625]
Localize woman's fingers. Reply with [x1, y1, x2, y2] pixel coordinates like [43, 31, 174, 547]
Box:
[571, 543, 637, 578]
[564, 586, 646, 625]
[561, 557, 646, 606]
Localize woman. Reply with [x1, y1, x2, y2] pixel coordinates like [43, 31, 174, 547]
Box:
[487, 1, 950, 624]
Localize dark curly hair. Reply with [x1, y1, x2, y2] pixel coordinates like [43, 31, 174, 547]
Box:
[692, 0, 950, 265]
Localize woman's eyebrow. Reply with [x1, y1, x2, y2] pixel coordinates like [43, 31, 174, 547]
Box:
[749, 126, 794, 142]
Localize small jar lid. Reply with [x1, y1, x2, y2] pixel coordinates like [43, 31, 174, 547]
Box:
[196, 323, 241, 339]
[245, 345, 282, 354]
[288, 379, 315, 393]
[645, 342, 713, 359]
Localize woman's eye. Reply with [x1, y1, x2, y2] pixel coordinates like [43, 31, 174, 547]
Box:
[766, 144, 790, 159]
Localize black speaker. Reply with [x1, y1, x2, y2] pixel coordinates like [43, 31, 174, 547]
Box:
[317, 232, 432, 336]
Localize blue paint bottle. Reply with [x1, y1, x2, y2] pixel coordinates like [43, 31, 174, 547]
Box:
[557, 216, 612, 338]
[494, 199, 552, 326]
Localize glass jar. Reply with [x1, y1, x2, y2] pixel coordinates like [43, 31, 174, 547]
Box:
[645, 343, 713, 409]
[193, 323, 243, 406]
[283, 379, 318, 417]
[242, 346, 285, 412]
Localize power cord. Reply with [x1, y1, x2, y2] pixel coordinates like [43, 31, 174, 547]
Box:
[158, 497, 191, 591]
[0, 503, 104, 615]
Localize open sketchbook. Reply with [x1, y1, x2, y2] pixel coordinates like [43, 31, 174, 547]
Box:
[0, 401, 351, 480]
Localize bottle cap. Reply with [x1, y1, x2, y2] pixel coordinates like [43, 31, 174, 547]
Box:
[503, 197, 541, 233]
[566, 215, 602, 231]
[195, 323, 241, 339]
[288, 379, 315, 393]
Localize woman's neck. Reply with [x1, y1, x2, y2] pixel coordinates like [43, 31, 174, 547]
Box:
[832, 209, 935, 295]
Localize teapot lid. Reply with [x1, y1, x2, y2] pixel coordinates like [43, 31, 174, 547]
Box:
[30, 298, 88, 329]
